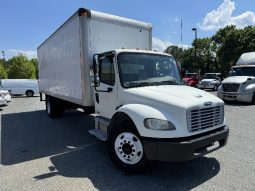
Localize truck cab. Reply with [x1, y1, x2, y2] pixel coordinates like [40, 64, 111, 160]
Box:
[92, 49, 229, 172]
[217, 52, 255, 103]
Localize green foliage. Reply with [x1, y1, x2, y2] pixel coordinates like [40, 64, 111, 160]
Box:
[165, 25, 255, 76]
[7, 55, 36, 79]
[30, 58, 38, 78]
[0, 60, 8, 79]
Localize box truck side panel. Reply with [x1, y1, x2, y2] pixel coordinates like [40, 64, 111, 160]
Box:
[38, 16, 83, 105]
[88, 18, 151, 57]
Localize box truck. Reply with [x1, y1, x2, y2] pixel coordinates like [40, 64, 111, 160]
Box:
[218, 52, 255, 103]
[0, 79, 39, 97]
[38, 8, 229, 173]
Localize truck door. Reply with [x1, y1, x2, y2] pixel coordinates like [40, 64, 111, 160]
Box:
[94, 55, 117, 119]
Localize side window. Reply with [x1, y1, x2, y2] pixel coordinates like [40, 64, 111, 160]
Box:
[99, 57, 115, 86]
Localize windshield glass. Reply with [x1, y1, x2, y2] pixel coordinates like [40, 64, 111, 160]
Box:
[229, 67, 255, 77]
[118, 53, 181, 88]
[203, 74, 217, 79]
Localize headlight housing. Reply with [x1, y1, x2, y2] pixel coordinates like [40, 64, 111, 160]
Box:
[144, 118, 176, 131]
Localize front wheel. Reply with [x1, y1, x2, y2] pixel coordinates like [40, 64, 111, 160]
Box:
[108, 124, 148, 173]
[214, 85, 218, 91]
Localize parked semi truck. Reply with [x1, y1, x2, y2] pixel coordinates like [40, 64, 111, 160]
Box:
[218, 52, 255, 103]
[38, 8, 229, 173]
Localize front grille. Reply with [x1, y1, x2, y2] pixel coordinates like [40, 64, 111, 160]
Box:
[222, 83, 240, 92]
[201, 81, 209, 85]
[187, 106, 224, 133]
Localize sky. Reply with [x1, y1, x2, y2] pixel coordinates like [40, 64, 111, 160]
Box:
[0, 0, 254, 59]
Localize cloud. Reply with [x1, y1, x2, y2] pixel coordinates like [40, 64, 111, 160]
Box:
[152, 37, 189, 52]
[152, 37, 173, 52]
[6, 49, 37, 59]
[199, 0, 255, 31]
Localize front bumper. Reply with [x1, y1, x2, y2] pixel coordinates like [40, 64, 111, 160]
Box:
[143, 126, 229, 162]
[217, 91, 253, 102]
[0, 99, 7, 106]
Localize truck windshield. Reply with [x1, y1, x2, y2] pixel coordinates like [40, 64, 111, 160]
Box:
[229, 67, 255, 77]
[118, 53, 181, 88]
[203, 74, 217, 79]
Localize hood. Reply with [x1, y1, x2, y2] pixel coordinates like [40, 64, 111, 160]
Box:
[122, 85, 223, 109]
[222, 76, 255, 84]
[201, 79, 216, 82]
[183, 77, 191, 81]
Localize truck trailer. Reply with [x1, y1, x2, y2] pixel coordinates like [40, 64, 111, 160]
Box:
[38, 8, 229, 173]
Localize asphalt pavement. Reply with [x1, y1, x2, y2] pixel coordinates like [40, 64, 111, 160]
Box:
[0, 93, 255, 191]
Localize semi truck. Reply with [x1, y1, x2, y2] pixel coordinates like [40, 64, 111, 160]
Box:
[38, 8, 229, 173]
[217, 52, 255, 103]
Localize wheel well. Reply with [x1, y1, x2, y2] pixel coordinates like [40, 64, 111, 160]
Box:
[109, 112, 138, 135]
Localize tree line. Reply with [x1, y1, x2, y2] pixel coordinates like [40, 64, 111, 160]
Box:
[0, 54, 38, 79]
[165, 25, 255, 77]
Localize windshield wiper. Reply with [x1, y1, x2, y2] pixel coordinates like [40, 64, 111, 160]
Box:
[160, 80, 180, 85]
[125, 82, 159, 88]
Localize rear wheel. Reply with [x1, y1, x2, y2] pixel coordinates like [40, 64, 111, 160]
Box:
[46, 96, 65, 118]
[26, 90, 34, 97]
[108, 122, 148, 173]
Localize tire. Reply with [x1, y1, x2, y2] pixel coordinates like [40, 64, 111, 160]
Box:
[214, 85, 218, 91]
[26, 90, 34, 97]
[108, 122, 148, 173]
[46, 96, 65, 118]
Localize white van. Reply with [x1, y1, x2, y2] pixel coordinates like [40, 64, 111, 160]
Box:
[0, 79, 39, 97]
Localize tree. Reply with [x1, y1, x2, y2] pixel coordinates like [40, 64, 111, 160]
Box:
[30, 58, 38, 78]
[0, 60, 8, 79]
[7, 55, 36, 79]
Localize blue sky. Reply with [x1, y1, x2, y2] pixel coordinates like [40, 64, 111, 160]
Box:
[0, 0, 254, 59]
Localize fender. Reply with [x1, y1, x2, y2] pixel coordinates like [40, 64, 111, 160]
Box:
[114, 104, 186, 138]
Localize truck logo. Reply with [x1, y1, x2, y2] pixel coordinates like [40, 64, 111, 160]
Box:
[204, 102, 213, 106]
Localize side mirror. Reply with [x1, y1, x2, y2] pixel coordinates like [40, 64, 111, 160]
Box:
[93, 55, 100, 87]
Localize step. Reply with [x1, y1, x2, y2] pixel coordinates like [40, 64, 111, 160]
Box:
[88, 129, 107, 141]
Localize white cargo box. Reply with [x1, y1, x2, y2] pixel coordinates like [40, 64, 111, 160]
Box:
[38, 8, 152, 106]
[236, 52, 255, 65]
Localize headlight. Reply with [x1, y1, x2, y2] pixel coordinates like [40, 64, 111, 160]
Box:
[144, 118, 176, 131]
[210, 81, 216, 85]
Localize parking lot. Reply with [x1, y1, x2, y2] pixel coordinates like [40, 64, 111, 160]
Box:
[0, 93, 255, 191]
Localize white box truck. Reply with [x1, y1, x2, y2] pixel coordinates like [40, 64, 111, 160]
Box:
[38, 8, 229, 173]
[0, 79, 39, 97]
[217, 52, 255, 103]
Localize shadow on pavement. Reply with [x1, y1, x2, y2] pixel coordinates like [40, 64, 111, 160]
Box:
[1, 110, 96, 165]
[43, 147, 220, 191]
[1, 109, 221, 190]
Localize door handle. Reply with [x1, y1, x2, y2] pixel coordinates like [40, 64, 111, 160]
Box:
[107, 87, 113, 92]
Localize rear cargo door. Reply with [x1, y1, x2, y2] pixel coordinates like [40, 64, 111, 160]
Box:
[94, 55, 117, 118]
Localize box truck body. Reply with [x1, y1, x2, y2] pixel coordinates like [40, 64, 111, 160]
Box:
[38, 8, 152, 107]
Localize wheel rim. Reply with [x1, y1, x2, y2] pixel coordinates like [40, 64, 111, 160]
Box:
[27, 91, 32, 96]
[114, 132, 143, 165]
[47, 100, 51, 114]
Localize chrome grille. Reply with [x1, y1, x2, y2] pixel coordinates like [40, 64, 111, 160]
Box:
[187, 106, 224, 133]
[222, 83, 240, 92]
[201, 81, 209, 85]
